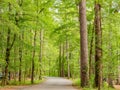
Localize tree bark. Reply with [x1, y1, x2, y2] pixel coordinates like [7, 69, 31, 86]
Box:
[79, 0, 89, 87]
[94, 3, 102, 90]
[39, 30, 43, 80]
[31, 30, 37, 84]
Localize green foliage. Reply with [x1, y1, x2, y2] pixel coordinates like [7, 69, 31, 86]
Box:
[0, 0, 120, 89]
[72, 78, 81, 87]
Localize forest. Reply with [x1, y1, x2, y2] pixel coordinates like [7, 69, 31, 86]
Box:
[0, 0, 120, 90]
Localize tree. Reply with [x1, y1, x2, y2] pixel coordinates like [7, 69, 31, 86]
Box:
[3, 2, 16, 85]
[94, 2, 102, 90]
[79, 0, 89, 87]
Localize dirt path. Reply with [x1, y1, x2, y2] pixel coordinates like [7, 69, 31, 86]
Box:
[16, 77, 78, 90]
[114, 85, 120, 90]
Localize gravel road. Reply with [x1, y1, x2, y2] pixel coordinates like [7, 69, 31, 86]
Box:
[18, 77, 78, 90]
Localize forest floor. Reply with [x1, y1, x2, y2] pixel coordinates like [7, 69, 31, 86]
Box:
[114, 85, 120, 90]
[0, 77, 78, 90]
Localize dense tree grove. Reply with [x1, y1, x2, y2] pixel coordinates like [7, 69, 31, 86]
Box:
[0, 0, 120, 90]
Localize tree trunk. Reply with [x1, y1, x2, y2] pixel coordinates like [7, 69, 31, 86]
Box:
[15, 0, 23, 83]
[19, 35, 22, 83]
[59, 44, 62, 77]
[79, 0, 89, 87]
[39, 30, 43, 80]
[66, 39, 70, 79]
[24, 50, 28, 83]
[31, 30, 37, 84]
[14, 47, 17, 82]
[94, 2, 102, 90]
[117, 49, 120, 85]
[61, 43, 65, 77]
[19, 32, 24, 83]
[3, 29, 11, 85]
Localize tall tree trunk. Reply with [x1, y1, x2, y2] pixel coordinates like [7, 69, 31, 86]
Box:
[31, 30, 37, 84]
[94, 2, 102, 90]
[49, 59, 51, 76]
[24, 49, 28, 83]
[39, 30, 43, 80]
[2, 3, 16, 84]
[61, 43, 65, 77]
[59, 43, 62, 77]
[8, 72, 11, 81]
[19, 32, 24, 83]
[16, 0, 23, 83]
[14, 47, 17, 82]
[66, 39, 70, 79]
[3, 30, 16, 85]
[19, 34, 22, 83]
[79, 0, 89, 87]
[3, 29, 11, 85]
[117, 44, 120, 85]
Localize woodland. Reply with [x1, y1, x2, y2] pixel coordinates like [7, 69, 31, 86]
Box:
[0, 0, 120, 90]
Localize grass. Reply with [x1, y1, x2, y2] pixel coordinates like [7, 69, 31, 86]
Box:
[0, 79, 44, 89]
[72, 78, 116, 90]
[72, 78, 81, 87]
[8, 79, 44, 86]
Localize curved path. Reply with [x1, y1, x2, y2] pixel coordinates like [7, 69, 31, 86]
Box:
[18, 77, 78, 90]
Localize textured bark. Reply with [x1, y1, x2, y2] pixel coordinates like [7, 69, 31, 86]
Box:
[39, 30, 43, 80]
[94, 3, 102, 90]
[31, 30, 37, 84]
[79, 0, 89, 87]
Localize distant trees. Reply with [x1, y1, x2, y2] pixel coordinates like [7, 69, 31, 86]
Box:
[0, 0, 55, 85]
